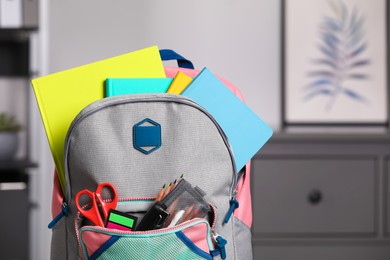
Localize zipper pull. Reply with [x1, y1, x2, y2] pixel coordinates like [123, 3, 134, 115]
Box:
[211, 230, 227, 260]
[224, 190, 239, 224]
[48, 202, 69, 229]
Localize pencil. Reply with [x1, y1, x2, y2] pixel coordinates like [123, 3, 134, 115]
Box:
[170, 179, 177, 190]
[162, 182, 172, 200]
[155, 184, 166, 202]
[172, 174, 184, 190]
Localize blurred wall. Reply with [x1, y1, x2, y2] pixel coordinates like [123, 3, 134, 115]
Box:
[49, 0, 281, 129]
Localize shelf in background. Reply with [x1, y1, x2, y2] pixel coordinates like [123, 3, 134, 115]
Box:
[0, 35, 29, 76]
[0, 71, 38, 79]
[271, 127, 390, 144]
[0, 160, 38, 183]
[0, 159, 38, 171]
[0, 27, 38, 34]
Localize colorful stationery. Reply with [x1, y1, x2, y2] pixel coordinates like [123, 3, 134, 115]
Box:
[166, 71, 192, 94]
[32, 46, 166, 193]
[181, 68, 273, 172]
[105, 78, 173, 97]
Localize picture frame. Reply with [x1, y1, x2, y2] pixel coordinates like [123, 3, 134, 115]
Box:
[282, 0, 389, 127]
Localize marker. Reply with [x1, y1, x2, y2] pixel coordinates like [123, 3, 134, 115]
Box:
[106, 209, 138, 231]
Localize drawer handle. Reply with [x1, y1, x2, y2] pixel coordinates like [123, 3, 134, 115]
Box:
[308, 189, 322, 205]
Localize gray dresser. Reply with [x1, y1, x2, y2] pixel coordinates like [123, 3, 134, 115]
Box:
[251, 132, 390, 260]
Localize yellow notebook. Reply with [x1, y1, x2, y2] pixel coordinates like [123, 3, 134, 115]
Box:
[32, 46, 166, 193]
[166, 71, 192, 94]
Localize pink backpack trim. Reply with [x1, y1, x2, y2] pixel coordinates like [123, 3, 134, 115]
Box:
[52, 170, 64, 218]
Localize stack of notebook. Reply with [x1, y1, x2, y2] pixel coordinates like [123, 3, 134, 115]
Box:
[32, 46, 272, 193]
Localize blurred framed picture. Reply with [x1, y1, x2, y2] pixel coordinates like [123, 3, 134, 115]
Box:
[282, 0, 388, 127]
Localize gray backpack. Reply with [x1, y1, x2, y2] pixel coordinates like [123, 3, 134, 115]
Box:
[49, 89, 253, 259]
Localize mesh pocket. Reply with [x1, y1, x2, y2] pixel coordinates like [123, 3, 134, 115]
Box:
[96, 233, 209, 260]
[80, 219, 214, 260]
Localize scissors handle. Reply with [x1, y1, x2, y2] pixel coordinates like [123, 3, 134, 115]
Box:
[95, 182, 119, 220]
[75, 189, 105, 226]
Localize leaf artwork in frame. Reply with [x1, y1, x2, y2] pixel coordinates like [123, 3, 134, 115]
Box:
[303, 0, 370, 111]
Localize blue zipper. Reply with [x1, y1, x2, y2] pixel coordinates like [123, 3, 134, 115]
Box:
[48, 202, 69, 229]
[224, 166, 246, 223]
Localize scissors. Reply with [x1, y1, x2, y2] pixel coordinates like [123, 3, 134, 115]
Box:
[75, 182, 118, 227]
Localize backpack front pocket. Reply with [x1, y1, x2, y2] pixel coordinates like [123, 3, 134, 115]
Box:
[75, 197, 217, 260]
[79, 219, 214, 260]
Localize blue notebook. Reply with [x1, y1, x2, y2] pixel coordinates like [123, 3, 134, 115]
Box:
[181, 68, 273, 172]
[105, 78, 173, 96]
